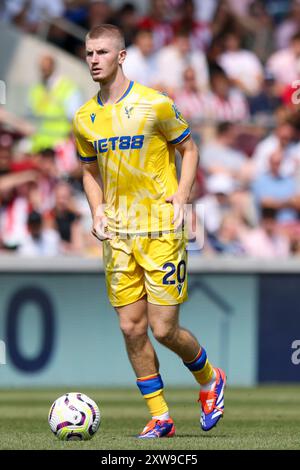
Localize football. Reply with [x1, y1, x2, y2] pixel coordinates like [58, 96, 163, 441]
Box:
[48, 393, 101, 441]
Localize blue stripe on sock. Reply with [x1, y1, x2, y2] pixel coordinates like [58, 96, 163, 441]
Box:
[183, 348, 207, 372]
[136, 375, 164, 395]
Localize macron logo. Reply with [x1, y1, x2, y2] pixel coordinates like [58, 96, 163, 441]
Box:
[90, 113, 96, 123]
[177, 284, 183, 296]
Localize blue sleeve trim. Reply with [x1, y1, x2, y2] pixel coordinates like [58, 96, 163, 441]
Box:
[169, 128, 191, 145]
[79, 155, 97, 163]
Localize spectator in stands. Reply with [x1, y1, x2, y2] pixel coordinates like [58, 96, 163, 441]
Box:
[266, 32, 300, 92]
[55, 135, 80, 181]
[206, 35, 224, 69]
[0, 184, 30, 251]
[86, 0, 113, 30]
[0, 164, 38, 199]
[252, 150, 300, 223]
[0, 107, 35, 138]
[240, 1, 274, 64]
[276, 0, 300, 49]
[208, 213, 245, 255]
[252, 120, 299, 177]
[196, 167, 255, 238]
[226, 0, 254, 17]
[28, 54, 82, 152]
[3, 0, 65, 33]
[189, 0, 218, 23]
[248, 71, 283, 122]
[63, 1, 88, 28]
[29, 148, 58, 213]
[156, 29, 209, 96]
[239, 207, 290, 257]
[200, 122, 250, 185]
[204, 66, 249, 122]
[114, 2, 139, 48]
[18, 210, 60, 256]
[47, 181, 83, 254]
[174, 66, 207, 122]
[196, 173, 237, 236]
[172, 0, 212, 51]
[123, 29, 158, 87]
[0, 133, 12, 178]
[211, 0, 244, 39]
[0, 134, 38, 250]
[138, 0, 174, 51]
[289, 225, 300, 255]
[217, 32, 264, 96]
[262, 0, 291, 24]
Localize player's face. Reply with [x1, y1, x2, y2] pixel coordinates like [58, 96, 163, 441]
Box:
[86, 37, 126, 83]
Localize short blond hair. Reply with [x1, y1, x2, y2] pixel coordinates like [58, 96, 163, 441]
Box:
[86, 24, 125, 51]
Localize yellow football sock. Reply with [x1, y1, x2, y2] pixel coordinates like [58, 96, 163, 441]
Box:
[144, 389, 169, 417]
[136, 373, 169, 418]
[192, 359, 214, 385]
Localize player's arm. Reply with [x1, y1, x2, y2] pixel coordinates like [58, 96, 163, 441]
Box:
[175, 136, 199, 201]
[155, 95, 200, 228]
[166, 136, 199, 229]
[82, 162, 112, 241]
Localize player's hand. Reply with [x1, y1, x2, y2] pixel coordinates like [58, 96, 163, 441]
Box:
[166, 192, 188, 230]
[92, 215, 112, 241]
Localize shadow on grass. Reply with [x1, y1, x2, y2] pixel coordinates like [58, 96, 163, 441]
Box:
[123, 433, 228, 439]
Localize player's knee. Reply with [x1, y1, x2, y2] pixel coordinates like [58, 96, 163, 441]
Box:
[119, 320, 147, 340]
[152, 324, 177, 345]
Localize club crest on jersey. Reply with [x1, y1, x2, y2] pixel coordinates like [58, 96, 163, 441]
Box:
[90, 113, 96, 123]
[124, 106, 134, 119]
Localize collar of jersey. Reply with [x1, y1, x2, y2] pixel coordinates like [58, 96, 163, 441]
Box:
[97, 80, 134, 107]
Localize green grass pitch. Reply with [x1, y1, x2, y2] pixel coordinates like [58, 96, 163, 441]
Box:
[0, 386, 299, 450]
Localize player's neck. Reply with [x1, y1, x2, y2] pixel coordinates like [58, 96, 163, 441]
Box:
[99, 73, 130, 105]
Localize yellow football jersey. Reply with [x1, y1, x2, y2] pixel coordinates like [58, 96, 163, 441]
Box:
[73, 81, 190, 234]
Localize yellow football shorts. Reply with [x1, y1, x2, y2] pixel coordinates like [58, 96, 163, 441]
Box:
[102, 232, 188, 307]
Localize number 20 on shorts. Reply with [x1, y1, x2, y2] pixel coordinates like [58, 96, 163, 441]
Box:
[162, 260, 186, 285]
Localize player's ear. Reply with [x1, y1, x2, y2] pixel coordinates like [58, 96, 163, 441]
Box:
[118, 49, 127, 65]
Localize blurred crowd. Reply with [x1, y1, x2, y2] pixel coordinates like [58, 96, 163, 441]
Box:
[1, 0, 300, 257]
